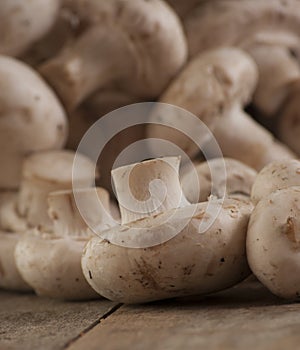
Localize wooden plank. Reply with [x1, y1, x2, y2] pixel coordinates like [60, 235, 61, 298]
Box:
[67, 280, 300, 350]
[0, 290, 119, 350]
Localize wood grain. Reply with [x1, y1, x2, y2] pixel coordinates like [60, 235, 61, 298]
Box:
[67, 280, 300, 350]
[0, 291, 119, 350]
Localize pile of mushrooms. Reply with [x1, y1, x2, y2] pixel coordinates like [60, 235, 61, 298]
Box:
[1, 0, 300, 305]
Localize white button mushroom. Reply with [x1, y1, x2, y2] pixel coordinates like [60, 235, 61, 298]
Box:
[247, 159, 300, 299]
[184, 0, 300, 117]
[148, 47, 295, 169]
[0, 55, 68, 189]
[0, 0, 60, 57]
[82, 157, 252, 303]
[15, 188, 115, 300]
[181, 158, 257, 203]
[247, 186, 300, 300]
[0, 150, 96, 291]
[0, 193, 31, 292]
[251, 159, 300, 205]
[39, 0, 187, 110]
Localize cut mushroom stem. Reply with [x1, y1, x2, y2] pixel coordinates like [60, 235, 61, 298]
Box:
[0, 150, 96, 232]
[39, 0, 187, 110]
[112, 157, 189, 225]
[48, 188, 115, 236]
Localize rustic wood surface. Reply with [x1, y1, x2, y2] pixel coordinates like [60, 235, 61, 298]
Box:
[2, 281, 300, 350]
[0, 291, 119, 350]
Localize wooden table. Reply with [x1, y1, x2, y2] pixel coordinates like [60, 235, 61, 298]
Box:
[1, 280, 300, 350]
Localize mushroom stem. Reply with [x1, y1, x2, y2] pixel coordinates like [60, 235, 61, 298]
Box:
[48, 188, 115, 237]
[39, 25, 134, 110]
[247, 43, 300, 116]
[0, 150, 96, 232]
[112, 157, 189, 225]
[211, 104, 295, 170]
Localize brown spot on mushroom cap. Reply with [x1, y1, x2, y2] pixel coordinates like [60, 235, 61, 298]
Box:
[282, 216, 300, 244]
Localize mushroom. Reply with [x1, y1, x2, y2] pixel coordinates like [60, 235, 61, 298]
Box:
[0, 55, 68, 189]
[0, 192, 31, 292]
[0, 0, 61, 57]
[15, 188, 115, 300]
[0, 150, 96, 232]
[184, 0, 300, 117]
[147, 47, 295, 170]
[21, 3, 80, 67]
[0, 150, 96, 291]
[247, 186, 300, 300]
[39, 0, 187, 111]
[82, 157, 251, 303]
[251, 159, 300, 205]
[181, 158, 257, 203]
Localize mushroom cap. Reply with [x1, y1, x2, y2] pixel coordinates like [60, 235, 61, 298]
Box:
[82, 198, 251, 303]
[147, 47, 258, 157]
[40, 0, 187, 109]
[15, 232, 99, 300]
[0, 56, 68, 189]
[21, 150, 96, 186]
[185, 0, 300, 57]
[182, 158, 257, 203]
[251, 159, 300, 204]
[0, 232, 31, 291]
[70, 0, 187, 95]
[247, 186, 300, 299]
[0, 0, 61, 56]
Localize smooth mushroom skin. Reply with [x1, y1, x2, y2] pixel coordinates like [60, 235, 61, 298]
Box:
[0, 56, 68, 189]
[184, 0, 300, 117]
[0, 150, 96, 232]
[39, 0, 187, 110]
[82, 157, 251, 303]
[277, 81, 300, 155]
[0, 150, 96, 292]
[0, 0, 61, 57]
[147, 47, 258, 157]
[181, 158, 257, 203]
[15, 233, 99, 300]
[15, 188, 115, 300]
[0, 232, 31, 292]
[148, 47, 295, 168]
[251, 159, 300, 205]
[247, 186, 300, 300]
[0, 192, 31, 291]
[82, 198, 252, 304]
